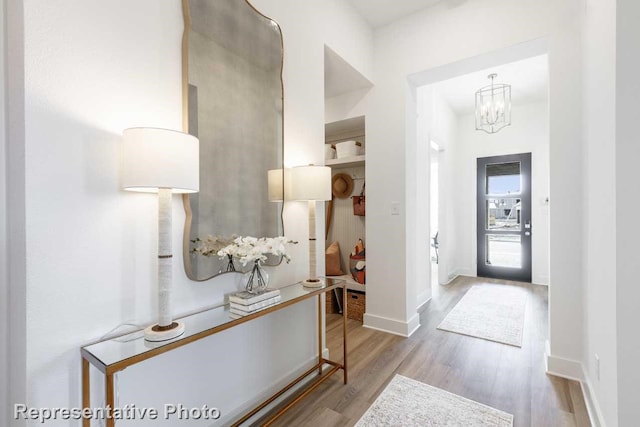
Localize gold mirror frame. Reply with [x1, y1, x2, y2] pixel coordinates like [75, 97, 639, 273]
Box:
[181, 0, 285, 281]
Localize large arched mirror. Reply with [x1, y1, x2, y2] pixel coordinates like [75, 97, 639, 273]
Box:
[181, 0, 284, 281]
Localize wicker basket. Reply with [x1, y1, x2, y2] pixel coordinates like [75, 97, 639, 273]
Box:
[326, 291, 340, 314]
[346, 290, 366, 322]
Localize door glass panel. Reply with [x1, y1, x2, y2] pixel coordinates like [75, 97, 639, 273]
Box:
[486, 234, 521, 268]
[486, 162, 521, 195]
[487, 198, 521, 231]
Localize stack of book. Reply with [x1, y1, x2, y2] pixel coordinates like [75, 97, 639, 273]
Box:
[228, 288, 281, 319]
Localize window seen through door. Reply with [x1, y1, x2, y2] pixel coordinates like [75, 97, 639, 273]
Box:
[486, 162, 521, 195]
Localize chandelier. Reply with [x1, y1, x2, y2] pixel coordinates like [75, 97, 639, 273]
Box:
[475, 73, 511, 134]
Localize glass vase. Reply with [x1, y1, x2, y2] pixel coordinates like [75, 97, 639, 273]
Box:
[219, 254, 236, 273]
[243, 260, 269, 294]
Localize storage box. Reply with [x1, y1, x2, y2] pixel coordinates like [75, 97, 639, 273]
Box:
[326, 290, 340, 314]
[325, 144, 336, 160]
[346, 290, 366, 322]
[335, 140, 361, 158]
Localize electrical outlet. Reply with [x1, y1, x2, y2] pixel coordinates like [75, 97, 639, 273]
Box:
[391, 201, 400, 215]
[595, 354, 600, 381]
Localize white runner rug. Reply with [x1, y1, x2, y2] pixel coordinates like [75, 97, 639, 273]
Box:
[437, 285, 527, 347]
[355, 375, 513, 426]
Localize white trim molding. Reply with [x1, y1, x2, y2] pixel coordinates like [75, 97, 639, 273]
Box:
[545, 353, 584, 382]
[533, 274, 549, 286]
[453, 269, 472, 280]
[444, 272, 462, 285]
[544, 343, 605, 427]
[581, 366, 606, 427]
[363, 313, 421, 337]
[416, 293, 431, 312]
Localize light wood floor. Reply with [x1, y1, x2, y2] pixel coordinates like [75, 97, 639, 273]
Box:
[261, 276, 590, 427]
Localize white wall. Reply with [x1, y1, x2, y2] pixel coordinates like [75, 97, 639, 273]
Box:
[325, 89, 370, 124]
[615, 0, 640, 425]
[365, 0, 585, 366]
[5, 0, 26, 426]
[1, 0, 8, 422]
[451, 102, 550, 285]
[16, 0, 372, 425]
[582, 0, 618, 424]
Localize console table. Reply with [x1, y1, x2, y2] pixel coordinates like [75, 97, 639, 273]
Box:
[81, 279, 347, 427]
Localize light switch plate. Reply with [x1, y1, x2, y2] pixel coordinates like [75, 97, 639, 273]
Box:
[391, 201, 400, 215]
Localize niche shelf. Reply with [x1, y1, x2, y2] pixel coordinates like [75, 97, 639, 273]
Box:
[325, 115, 366, 168]
[326, 154, 365, 168]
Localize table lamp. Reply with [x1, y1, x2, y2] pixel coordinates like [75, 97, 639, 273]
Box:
[122, 127, 199, 341]
[290, 165, 331, 287]
[267, 168, 292, 202]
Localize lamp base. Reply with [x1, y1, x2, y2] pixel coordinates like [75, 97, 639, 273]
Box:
[144, 321, 185, 342]
[302, 278, 324, 288]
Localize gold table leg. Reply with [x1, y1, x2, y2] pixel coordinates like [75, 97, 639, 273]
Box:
[82, 358, 90, 427]
[343, 285, 348, 384]
[318, 294, 323, 375]
[106, 373, 115, 427]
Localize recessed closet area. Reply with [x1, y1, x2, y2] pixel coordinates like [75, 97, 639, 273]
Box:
[323, 46, 373, 322]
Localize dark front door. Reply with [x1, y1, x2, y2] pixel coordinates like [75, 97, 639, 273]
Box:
[477, 153, 532, 282]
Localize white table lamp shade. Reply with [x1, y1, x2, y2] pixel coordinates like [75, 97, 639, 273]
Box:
[268, 169, 284, 202]
[122, 127, 199, 193]
[290, 165, 331, 201]
[268, 168, 294, 202]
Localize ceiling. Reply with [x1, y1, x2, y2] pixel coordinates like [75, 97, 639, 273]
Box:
[346, 0, 443, 28]
[433, 55, 549, 115]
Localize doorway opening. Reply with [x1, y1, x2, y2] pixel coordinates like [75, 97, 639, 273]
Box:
[414, 49, 550, 292]
[430, 141, 440, 289]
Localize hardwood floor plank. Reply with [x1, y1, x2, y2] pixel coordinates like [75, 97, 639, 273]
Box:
[260, 277, 590, 427]
[569, 381, 591, 427]
[294, 407, 351, 427]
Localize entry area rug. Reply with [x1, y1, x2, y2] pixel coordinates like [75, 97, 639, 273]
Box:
[437, 285, 527, 347]
[355, 375, 513, 426]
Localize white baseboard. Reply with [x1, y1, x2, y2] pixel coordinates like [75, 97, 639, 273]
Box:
[443, 273, 460, 285]
[544, 344, 605, 427]
[545, 353, 584, 382]
[448, 268, 471, 282]
[581, 366, 606, 427]
[416, 292, 431, 311]
[533, 274, 549, 286]
[363, 312, 421, 337]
